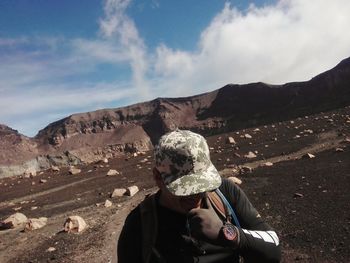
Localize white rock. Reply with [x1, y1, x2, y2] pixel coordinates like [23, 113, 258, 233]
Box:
[24, 169, 36, 178]
[1, 213, 28, 229]
[244, 151, 257, 158]
[302, 153, 315, 159]
[264, 162, 274, 167]
[335, 148, 344, 152]
[104, 200, 112, 208]
[226, 137, 236, 145]
[111, 188, 127, 197]
[126, 185, 139, 197]
[106, 169, 119, 176]
[51, 166, 60, 172]
[64, 216, 87, 233]
[40, 179, 47, 183]
[47, 247, 56, 252]
[25, 217, 48, 231]
[244, 134, 252, 139]
[239, 166, 253, 174]
[228, 176, 242, 185]
[69, 167, 81, 175]
[103, 158, 109, 164]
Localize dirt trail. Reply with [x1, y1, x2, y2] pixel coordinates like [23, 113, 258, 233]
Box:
[0, 177, 97, 209]
[221, 131, 344, 175]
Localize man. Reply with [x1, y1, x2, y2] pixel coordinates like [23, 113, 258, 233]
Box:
[118, 129, 281, 262]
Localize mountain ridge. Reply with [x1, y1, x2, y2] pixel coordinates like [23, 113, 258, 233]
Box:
[1, 57, 349, 176]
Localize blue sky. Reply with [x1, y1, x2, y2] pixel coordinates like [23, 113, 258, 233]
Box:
[1, 0, 350, 137]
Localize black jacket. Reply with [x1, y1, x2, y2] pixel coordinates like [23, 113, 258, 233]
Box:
[118, 178, 281, 263]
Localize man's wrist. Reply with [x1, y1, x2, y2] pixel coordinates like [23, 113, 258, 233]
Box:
[219, 222, 239, 248]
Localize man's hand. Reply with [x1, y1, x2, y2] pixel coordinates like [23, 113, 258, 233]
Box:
[188, 195, 224, 244]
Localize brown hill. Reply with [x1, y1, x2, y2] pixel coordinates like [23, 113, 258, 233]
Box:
[0, 125, 38, 166]
[1, 57, 349, 175]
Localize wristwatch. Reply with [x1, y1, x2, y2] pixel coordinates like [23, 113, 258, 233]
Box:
[221, 222, 238, 241]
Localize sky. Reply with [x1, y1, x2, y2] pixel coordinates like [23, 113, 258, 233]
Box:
[1, 0, 350, 137]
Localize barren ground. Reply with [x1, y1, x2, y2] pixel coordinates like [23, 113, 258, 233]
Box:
[0, 106, 349, 263]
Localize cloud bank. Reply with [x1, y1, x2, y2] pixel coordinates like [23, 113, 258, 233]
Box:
[1, 0, 350, 136]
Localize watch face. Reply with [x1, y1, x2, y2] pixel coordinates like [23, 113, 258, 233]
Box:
[223, 224, 237, 241]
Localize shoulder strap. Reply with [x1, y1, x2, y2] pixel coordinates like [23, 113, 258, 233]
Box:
[140, 194, 158, 263]
[215, 188, 241, 228]
[207, 191, 227, 219]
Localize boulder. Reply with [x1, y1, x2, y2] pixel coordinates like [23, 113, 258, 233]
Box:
[111, 188, 127, 197]
[244, 151, 257, 158]
[104, 200, 112, 208]
[25, 217, 48, 231]
[64, 216, 87, 233]
[226, 137, 236, 145]
[126, 185, 139, 197]
[69, 167, 81, 175]
[24, 169, 36, 178]
[239, 166, 253, 174]
[1, 213, 28, 229]
[106, 169, 119, 176]
[51, 166, 60, 172]
[244, 134, 252, 139]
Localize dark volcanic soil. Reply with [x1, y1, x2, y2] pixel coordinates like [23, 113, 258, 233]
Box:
[0, 106, 349, 263]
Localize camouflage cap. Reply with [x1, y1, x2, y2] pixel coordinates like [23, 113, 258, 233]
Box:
[154, 129, 222, 196]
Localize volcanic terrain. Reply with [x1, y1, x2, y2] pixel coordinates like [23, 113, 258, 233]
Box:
[0, 105, 349, 263]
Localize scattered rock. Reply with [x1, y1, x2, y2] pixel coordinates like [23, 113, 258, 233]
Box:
[228, 176, 242, 185]
[226, 137, 236, 145]
[239, 166, 253, 174]
[244, 134, 252, 139]
[106, 169, 119, 176]
[126, 185, 139, 197]
[294, 193, 304, 198]
[69, 167, 81, 175]
[64, 216, 87, 233]
[51, 166, 60, 172]
[111, 188, 127, 197]
[47, 247, 56, 252]
[31, 206, 38, 210]
[244, 151, 257, 158]
[233, 153, 241, 158]
[40, 179, 47, 184]
[25, 217, 48, 231]
[104, 200, 112, 207]
[335, 148, 344, 152]
[24, 169, 36, 178]
[0, 213, 28, 229]
[264, 162, 274, 167]
[302, 153, 315, 159]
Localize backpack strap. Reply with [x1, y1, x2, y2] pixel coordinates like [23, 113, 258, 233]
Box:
[140, 194, 158, 263]
[207, 191, 227, 220]
[215, 188, 241, 228]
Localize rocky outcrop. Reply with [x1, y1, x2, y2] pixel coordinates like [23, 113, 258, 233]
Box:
[1, 57, 350, 178]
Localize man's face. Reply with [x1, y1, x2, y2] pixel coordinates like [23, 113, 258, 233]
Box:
[161, 187, 206, 214]
[154, 167, 206, 214]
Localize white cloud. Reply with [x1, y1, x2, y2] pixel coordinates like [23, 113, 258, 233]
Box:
[99, 0, 150, 99]
[154, 0, 350, 92]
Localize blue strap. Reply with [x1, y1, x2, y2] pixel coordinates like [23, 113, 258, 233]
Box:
[215, 189, 241, 228]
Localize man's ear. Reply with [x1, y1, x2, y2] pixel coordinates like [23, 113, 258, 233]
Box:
[153, 167, 163, 188]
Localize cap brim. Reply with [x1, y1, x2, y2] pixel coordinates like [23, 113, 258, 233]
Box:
[165, 164, 222, 196]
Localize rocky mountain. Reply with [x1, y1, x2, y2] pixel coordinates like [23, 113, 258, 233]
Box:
[1, 57, 349, 177]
